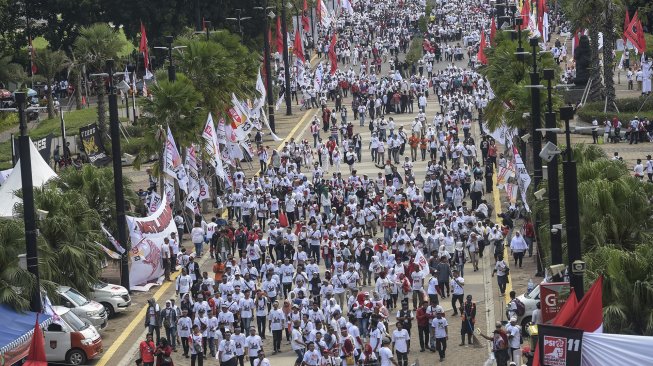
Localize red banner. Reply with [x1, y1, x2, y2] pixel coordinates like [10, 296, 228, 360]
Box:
[540, 282, 571, 324]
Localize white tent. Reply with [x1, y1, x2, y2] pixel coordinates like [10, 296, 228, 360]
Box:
[582, 332, 653, 366]
[0, 139, 57, 217]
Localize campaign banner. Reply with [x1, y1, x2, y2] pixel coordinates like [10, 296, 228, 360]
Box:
[538, 325, 584, 366]
[540, 282, 571, 324]
[79, 124, 111, 166]
[126, 195, 176, 289]
[414, 249, 430, 277]
[13, 133, 54, 163]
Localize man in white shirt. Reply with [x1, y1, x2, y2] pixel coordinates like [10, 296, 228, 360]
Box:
[430, 310, 448, 362]
[506, 317, 522, 365]
[378, 338, 398, 366]
[391, 322, 410, 366]
[291, 321, 306, 366]
[509, 232, 528, 268]
[161, 238, 171, 281]
[245, 327, 263, 364]
[218, 330, 237, 366]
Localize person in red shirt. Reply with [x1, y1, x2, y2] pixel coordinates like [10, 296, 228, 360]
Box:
[523, 217, 535, 257]
[383, 210, 397, 244]
[416, 300, 432, 352]
[139, 333, 156, 366]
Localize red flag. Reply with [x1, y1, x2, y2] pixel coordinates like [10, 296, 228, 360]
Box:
[23, 314, 47, 366]
[490, 17, 497, 46]
[566, 276, 604, 332]
[29, 36, 38, 75]
[532, 288, 580, 366]
[520, 0, 530, 31]
[293, 27, 305, 63]
[139, 22, 150, 71]
[276, 17, 283, 54]
[623, 10, 630, 44]
[302, 0, 310, 32]
[329, 33, 337, 75]
[624, 11, 647, 54]
[477, 30, 487, 65]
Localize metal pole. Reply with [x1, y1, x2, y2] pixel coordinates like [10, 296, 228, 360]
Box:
[16, 92, 41, 313]
[543, 69, 562, 280]
[195, 0, 202, 32]
[205, 21, 212, 41]
[529, 37, 544, 277]
[60, 109, 67, 159]
[106, 60, 131, 291]
[166, 36, 176, 82]
[561, 106, 584, 300]
[263, 0, 276, 132]
[281, 3, 293, 115]
[10, 133, 16, 166]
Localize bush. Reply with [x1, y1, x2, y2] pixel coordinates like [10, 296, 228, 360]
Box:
[405, 36, 424, 66]
[577, 97, 653, 123]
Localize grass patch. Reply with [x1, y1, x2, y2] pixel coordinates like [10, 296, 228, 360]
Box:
[31, 107, 100, 139]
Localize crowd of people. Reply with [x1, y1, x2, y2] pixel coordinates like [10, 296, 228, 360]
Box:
[134, 0, 544, 366]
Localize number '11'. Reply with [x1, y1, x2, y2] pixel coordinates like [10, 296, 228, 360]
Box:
[567, 339, 581, 352]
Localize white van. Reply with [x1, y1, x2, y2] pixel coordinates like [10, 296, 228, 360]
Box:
[45, 306, 103, 365]
[90, 281, 131, 318]
[54, 286, 108, 330]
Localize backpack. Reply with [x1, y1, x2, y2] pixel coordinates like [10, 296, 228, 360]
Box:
[514, 299, 525, 316]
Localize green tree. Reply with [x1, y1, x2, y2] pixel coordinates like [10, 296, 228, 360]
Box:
[73, 24, 126, 133]
[480, 31, 560, 131]
[176, 33, 258, 114]
[53, 165, 139, 234]
[585, 244, 653, 335]
[135, 72, 203, 170]
[0, 55, 26, 88]
[34, 49, 71, 119]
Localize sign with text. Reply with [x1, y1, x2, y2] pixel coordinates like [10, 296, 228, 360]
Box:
[540, 282, 571, 324]
[538, 325, 583, 366]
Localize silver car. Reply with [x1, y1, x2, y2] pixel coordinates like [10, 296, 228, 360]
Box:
[55, 286, 108, 330]
[90, 281, 131, 318]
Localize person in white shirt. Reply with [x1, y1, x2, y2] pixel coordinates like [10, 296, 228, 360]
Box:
[253, 350, 271, 366]
[509, 232, 528, 268]
[268, 301, 285, 353]
[391, 322, 410, 366]
[379, 338, 398, 366]
[291, 321, 306, 366]
[634, 158, 645, 180]
[506, 317, 522, 365]
[232, 327, 247, 366]
[450, 270, 465, 316]
[302, 341, 322, 366]
[161, 238, 171, 281]
[177, 310, 193, 357]
[245, 327, 263, 366]
[430, 310, 448, 362]
[176, 268, 193, 303]
[218, 329, 237, 366]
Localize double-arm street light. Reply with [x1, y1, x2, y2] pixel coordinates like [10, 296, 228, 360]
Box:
[154, 36, 187, 83]
[255, 2, 277, 132]
[226, 9, 253, 44]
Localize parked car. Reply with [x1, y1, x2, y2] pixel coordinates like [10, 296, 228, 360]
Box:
[90, 281, 131, 318]
[514, 284, 541, 328]
[54, 286, 108, 330]
[46, 306, 103, 365]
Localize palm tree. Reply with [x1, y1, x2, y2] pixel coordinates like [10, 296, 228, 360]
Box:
[34, 49, 71, 119]
[176, 33, 258, 113]
[73, 24, 126, 133]
[0, 55, 26, 88]
[136, 72, 203, 170]
[585, 244, 653, 335]
[54, 165, 139, 234]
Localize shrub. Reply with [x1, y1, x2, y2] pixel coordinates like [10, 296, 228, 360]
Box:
[577, 97, 653, 123]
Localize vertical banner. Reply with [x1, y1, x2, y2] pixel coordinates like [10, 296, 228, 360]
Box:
[184, 146, 200, 215]
[163, 177, 175, 204]
[79, 124, 111, 166]
[538, 325, 584, 366]
[13, 134, 54, 163]
[144, 191, 162, 214]
[512, 145, 531, 211]
[540, 282, 571, 324]
[126, 196, 176, 289]
[163, 127, 189, 193]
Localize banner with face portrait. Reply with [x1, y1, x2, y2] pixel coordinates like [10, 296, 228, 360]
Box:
[126, 195, 176, 289]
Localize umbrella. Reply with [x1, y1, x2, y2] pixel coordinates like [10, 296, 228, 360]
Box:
[13, 88, 38, 97]
[23, 314, 47, 366]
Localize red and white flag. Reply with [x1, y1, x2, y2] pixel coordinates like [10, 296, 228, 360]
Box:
[329, 33, 338, 75]
[139, 22, 150, 72]
[566, 276, 604, 333]
[302, 0, 311, 32]
[624, 11, 647, 54]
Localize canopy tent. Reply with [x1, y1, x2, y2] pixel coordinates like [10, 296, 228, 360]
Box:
[0, 139, 57, 217]
[0, 305, 52, 365]
[582, 332, 653, 365]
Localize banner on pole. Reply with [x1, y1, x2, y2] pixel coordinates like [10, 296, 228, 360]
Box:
[79, 124, 111, 166]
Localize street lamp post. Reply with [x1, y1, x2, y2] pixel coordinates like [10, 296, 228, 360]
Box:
[16, 92, 41, 312]
[106, 59, 131, 291]
[256, 2, 277, 132]
[543, 69, 563, 280]
[155, 37, 187, 83]
[560, 106, 584, 299]
[281, 3, 293, 115]
[226, 10, 253, 44]
[127, 64, 137, 123]
[204, 20, 212, 41]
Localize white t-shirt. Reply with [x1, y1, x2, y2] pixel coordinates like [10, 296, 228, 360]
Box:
[506, 324, 521, 349]
[245, 335, 262, 357]
[291, 328, 305, 350]
[391, 329, 410, 353]
[431, 317, 448, 339]
[427, 277, 438, 295]
[379, 347, 394, 366]
[450, 277, 464, 295]
[218, 339, 236, 361]
[303, 349, 322, 365]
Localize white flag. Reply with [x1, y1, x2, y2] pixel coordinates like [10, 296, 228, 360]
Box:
[341, 0, 354, 15]
[201, 113, 226, 180]
[164, 177, 175, 204]
[199, 177, 211, 202]
[164, 127, 188, 193]
[145, 191, 162, 214]
[319, 0, 333, 27]
[253, 69, 266, 114]
[414, 249, 430, 277]
[184, 146, 200, 215]
[512, 146, 531, 212]
[124, 66, 131, 84]
[216, 117, 227, 144]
